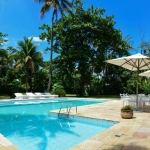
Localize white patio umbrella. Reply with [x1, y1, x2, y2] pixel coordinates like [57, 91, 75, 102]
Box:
[139, 70, 150, 77]
[105, 53, 150, 110]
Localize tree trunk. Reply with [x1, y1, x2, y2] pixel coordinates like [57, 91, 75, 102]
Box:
[78, 86, 84, 97]
[47, 17, 54, 92]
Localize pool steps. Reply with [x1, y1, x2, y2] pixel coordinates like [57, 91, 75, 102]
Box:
[58, 101, 77, 119]
[48, 111, 118, 127]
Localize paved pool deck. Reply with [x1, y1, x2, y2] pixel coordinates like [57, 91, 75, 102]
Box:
[0, 134, 18, 150]
[68, 100, 150, 150]
[0, 99, 150, 150]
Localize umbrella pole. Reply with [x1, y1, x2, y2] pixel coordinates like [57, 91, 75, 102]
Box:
[136, 68, 139, 111]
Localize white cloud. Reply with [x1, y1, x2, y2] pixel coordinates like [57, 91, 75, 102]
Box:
[28, 37, 44, 42]
[1, 37, 18, 48]
[29, 37, 41, 42]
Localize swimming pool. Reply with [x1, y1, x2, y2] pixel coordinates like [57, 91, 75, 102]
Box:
[0, 98, 108, 116]
[0, 98, 116, 150]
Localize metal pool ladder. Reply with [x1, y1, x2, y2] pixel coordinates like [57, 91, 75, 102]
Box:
[58, 101, 77, 119]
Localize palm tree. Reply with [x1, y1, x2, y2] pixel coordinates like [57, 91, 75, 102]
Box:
[0, 32, 8, 46]
[0, 49, 8, 79]
[16, 37, 43, 91]
[0, 47, 17, 71]
[34, 0, 73, 92]
[0, 47, 18, 93]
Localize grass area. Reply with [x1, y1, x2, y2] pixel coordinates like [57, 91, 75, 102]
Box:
[88, 95, 120, 100]
[66, 94, 120, 100]
[0, 95, 10, 99]
[0, 94, 120, 100]
[66, 94, 77, 97]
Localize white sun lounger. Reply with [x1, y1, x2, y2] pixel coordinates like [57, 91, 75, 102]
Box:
[14, 93, 29, 99]
[26, 92, 40, 99]
[44, 92, 58, 98]
[34, 92, 52, 98]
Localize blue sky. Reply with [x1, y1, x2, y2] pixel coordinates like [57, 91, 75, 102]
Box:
[0, 0, 150, 60]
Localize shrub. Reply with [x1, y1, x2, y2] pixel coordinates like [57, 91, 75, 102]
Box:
[9, 79, 22, 98]
[121, 105, 133, 110]
[51, 83, 66, 97]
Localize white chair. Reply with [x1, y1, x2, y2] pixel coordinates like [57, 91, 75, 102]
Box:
[120, 93, 130, 107]
[14, 93, 29, 99]
[127, 95, 139, 108]
[138, 94, 145, 101]
[128, 94, 145, 108]
[141, 96, 150, 110]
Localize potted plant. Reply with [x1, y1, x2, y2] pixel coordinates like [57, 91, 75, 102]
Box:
[121, 105, 133, 119]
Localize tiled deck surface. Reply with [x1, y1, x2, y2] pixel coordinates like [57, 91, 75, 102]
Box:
[67, 100, 150, 150]
[0, 99, 150, 150]
[0, 134, 18, 150]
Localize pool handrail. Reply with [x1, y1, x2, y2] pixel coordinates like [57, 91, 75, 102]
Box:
[58, 101, 77, 119]
[58, 102, 69, 119]
[68, 102, 77, 115]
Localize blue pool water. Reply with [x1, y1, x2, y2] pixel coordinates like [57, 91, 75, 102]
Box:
[0, 98, 108, 116]
[0, 98, 116, 150]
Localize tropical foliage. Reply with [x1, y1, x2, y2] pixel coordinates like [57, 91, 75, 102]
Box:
[51, 83, 66, 97]
[1, 0, 150, 97]
[16, 37, 44, 92]
[40, 0, 131, 96]
[34, 0, 73, 92]
[121, 105, 133, 110]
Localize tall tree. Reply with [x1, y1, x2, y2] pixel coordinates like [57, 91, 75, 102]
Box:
[34, 0, 73, 92]
[0, 32, 18, 94]
[16, 37, 43, 91]
[52, 1, 131, 96]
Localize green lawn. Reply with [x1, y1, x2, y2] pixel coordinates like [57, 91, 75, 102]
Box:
[66, 94, 120, 100]
[0, 94, 120, 100]
[0, 95, 10, 99]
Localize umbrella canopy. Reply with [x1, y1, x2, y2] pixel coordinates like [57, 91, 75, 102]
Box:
[105, 53, 150, 110]
[139, 70, 150, 77]
[105, 53, 150, 71]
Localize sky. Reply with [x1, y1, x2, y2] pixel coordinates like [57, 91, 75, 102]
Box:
[0, 0, 150, 61]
